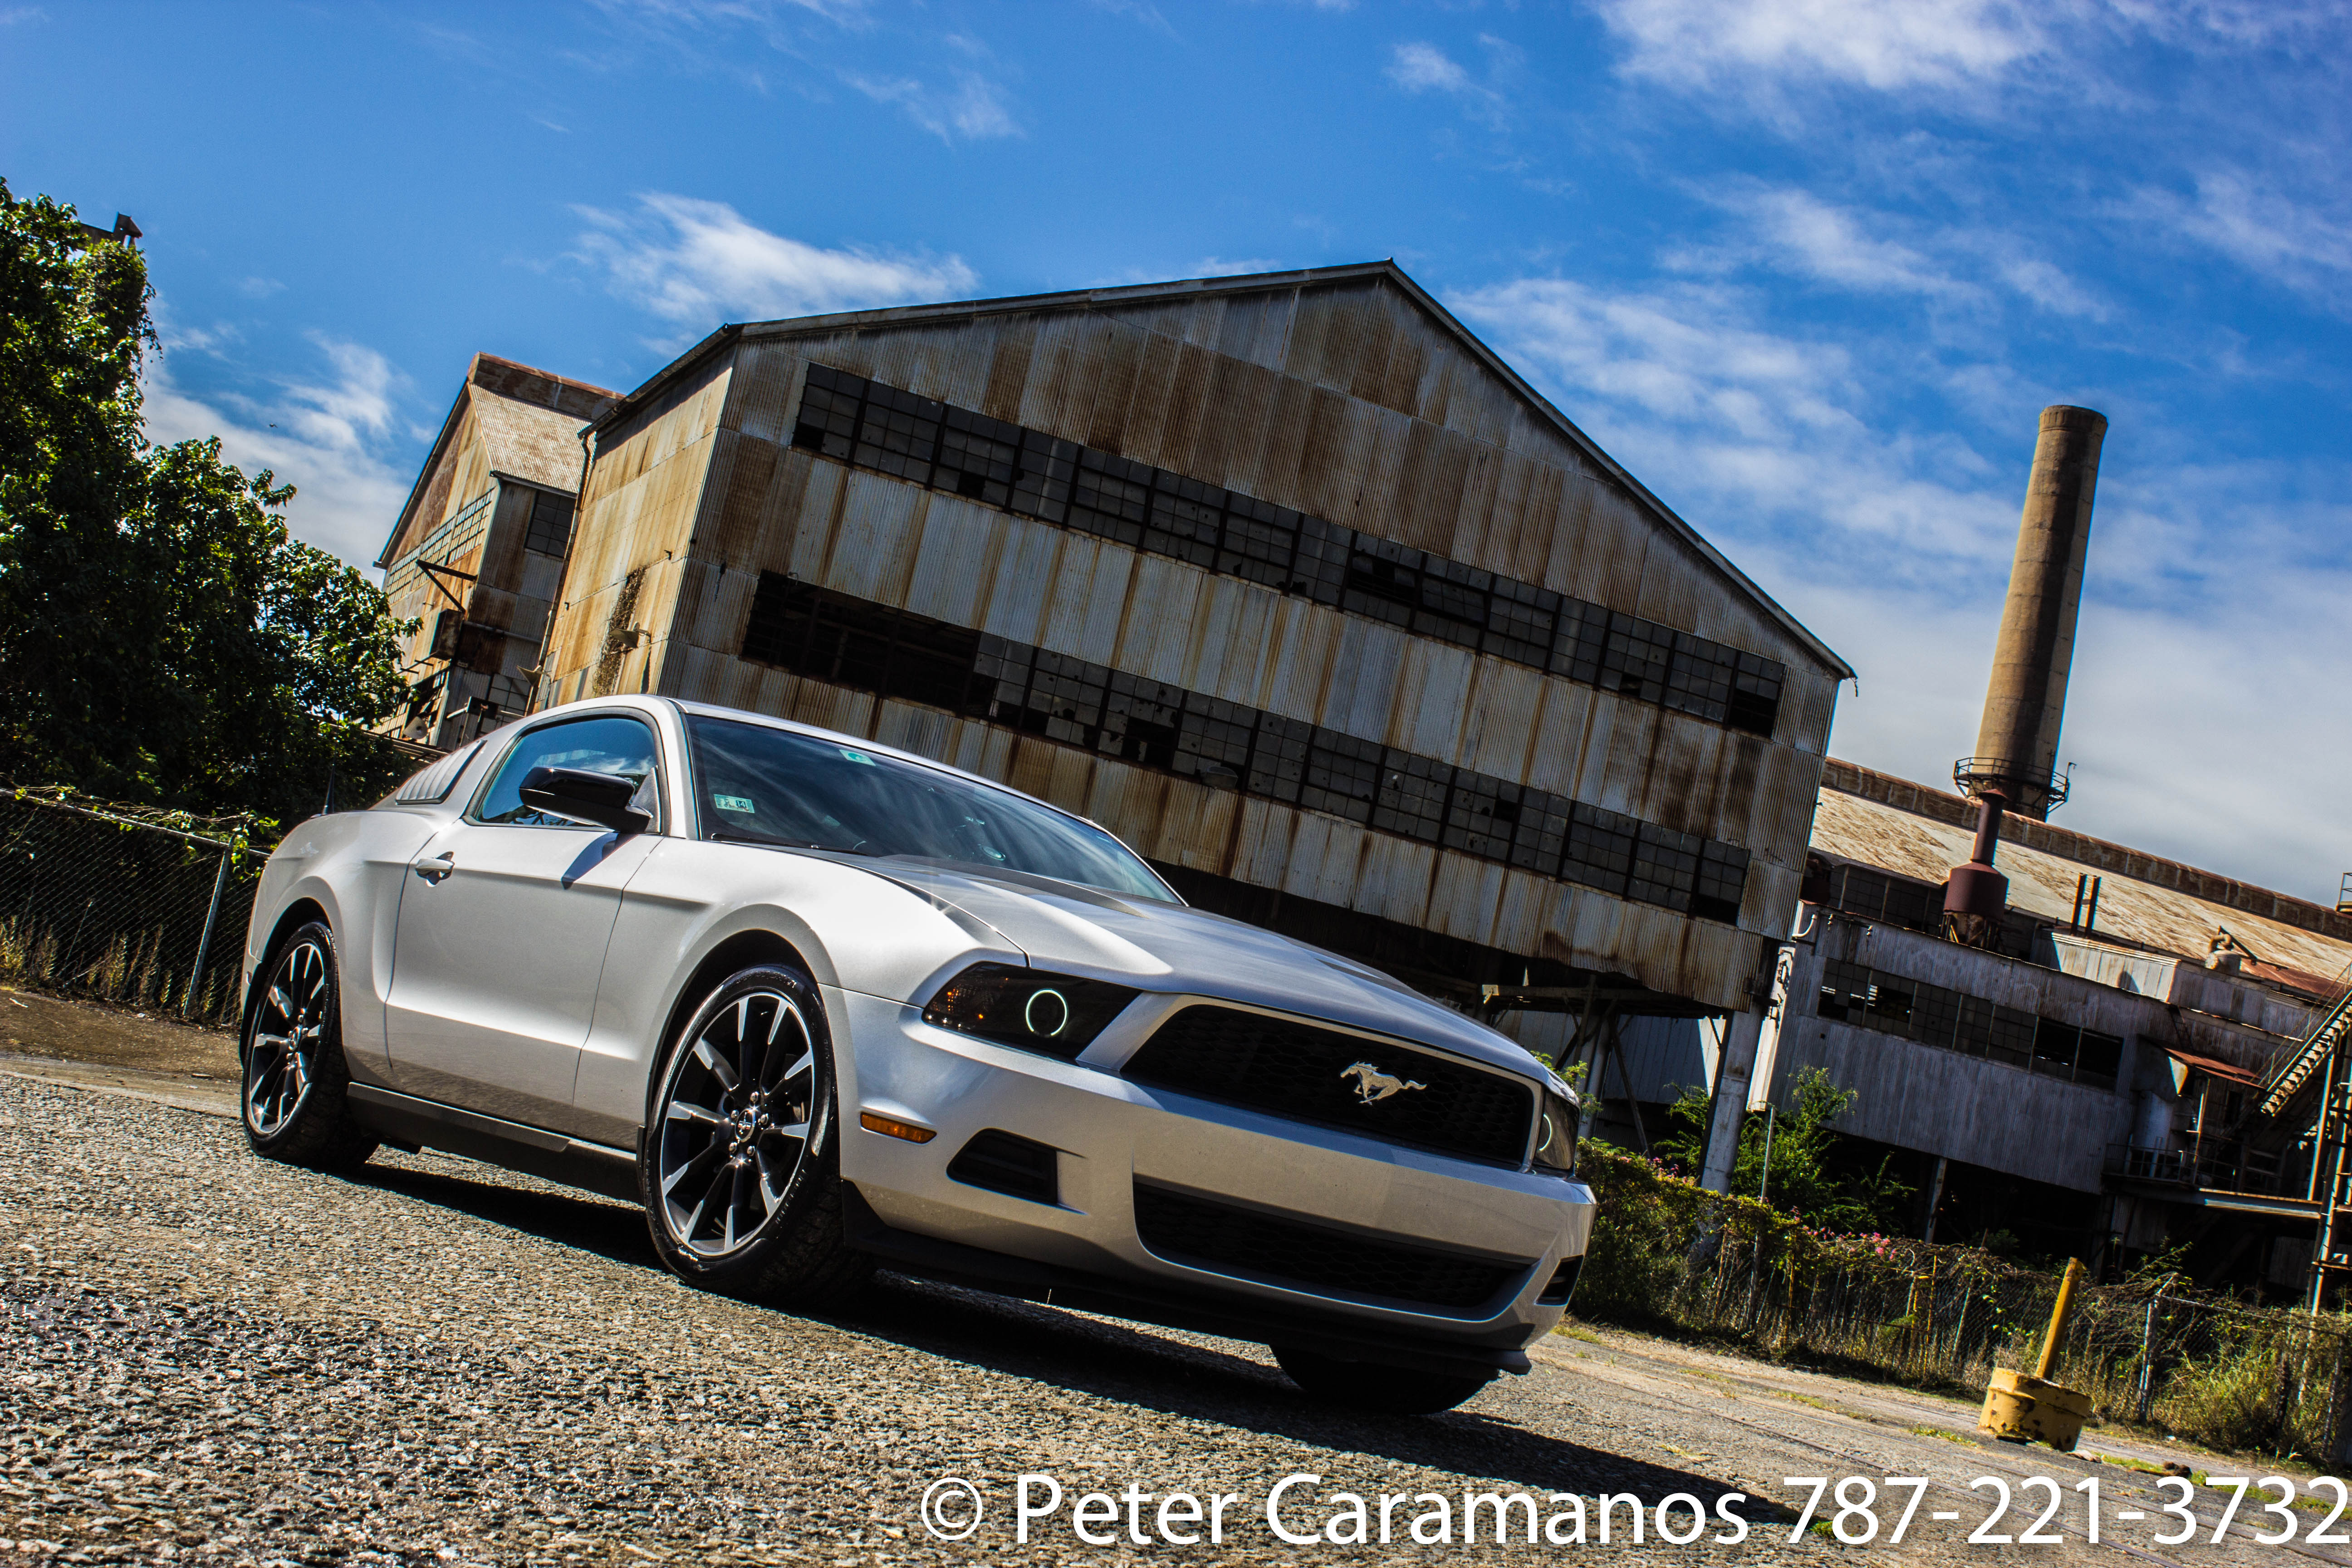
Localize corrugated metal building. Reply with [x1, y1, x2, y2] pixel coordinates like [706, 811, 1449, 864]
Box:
[1759, 757, 2352, 1282]
[376, 355, 621, 749]
[513, 262, 1852, 1048]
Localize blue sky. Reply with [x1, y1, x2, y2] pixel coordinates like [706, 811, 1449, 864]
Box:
[6, 0, 2348, 899]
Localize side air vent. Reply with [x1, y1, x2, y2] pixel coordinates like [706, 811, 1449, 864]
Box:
[1536, 1255, 1583, 1307]
[946, 1129, 1060, 1205]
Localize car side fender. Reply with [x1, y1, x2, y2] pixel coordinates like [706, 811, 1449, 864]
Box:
[243, 810, 436, 1078]
[571, 840, 1024, 1147]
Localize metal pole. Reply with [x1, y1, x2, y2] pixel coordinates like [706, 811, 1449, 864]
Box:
[1756, 1104, 1777, 1202]
[2134, 1282, 2166, 1422]
[2318, 1055, 2352, 1313]
[183, 843, 234, 1020]
[2037, 1258, 2087, 1382]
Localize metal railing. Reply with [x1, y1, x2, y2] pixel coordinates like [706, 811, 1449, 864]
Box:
[2262, 956, 2352, 1116]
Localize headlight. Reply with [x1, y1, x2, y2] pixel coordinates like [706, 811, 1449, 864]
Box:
[1532, 1088, 1580, 1177]
[921, 963, 1139, 1061]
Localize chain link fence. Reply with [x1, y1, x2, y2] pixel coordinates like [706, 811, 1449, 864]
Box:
[0, 787, 260, 1028]
[1577, 1147, 2352, 1463]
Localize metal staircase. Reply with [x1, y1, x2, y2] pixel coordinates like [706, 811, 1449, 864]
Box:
[2260, 959, 2352, 1117]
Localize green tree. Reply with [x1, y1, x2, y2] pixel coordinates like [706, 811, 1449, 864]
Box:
[0, 178, 412, 833]
[1657, 1065, 1913, 1234]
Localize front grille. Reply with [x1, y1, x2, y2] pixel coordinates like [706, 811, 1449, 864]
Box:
[1120, 1004, 1534, 1166]
[1132, 1184, 1527, 1313]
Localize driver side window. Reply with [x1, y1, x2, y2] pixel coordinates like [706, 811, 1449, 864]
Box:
[470, 715, 664, 829]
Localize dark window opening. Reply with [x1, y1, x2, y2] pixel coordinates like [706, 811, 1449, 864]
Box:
[736, 575, 1757, 922]
[1629, 823, 1700, 908]
[524, 489, 576, 557]
[1822, 959, 2126, 1086]
[787, 364, 1789, 738]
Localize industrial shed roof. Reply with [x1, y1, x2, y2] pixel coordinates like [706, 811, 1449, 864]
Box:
[1812, 760, 2352, 983]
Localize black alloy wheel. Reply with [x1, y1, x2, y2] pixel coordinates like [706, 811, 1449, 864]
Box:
[240, 921, 378, 1170]
[642, 963, 870, 1306]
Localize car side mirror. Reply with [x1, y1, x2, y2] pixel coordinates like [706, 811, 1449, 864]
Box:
[517, 765, 652, 835]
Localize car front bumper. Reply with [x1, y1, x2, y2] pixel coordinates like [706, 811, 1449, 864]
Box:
[828, 986, 1596, 1362]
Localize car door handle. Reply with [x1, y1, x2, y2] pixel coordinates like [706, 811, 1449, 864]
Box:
[410, 852, 456, 884]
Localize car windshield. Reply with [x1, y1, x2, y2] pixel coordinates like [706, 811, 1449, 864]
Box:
[685, 717, 1178, 903]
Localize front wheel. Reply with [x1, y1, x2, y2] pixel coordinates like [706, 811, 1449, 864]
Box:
[642, 963, 871, 1308]
[241, 921, 378, 1171]
[1272, 1344, 1494, 1415]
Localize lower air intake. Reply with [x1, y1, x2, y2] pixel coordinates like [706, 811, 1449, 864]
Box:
[1132, 1183, 1528, 1315]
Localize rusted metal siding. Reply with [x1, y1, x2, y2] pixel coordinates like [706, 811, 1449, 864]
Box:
[539, 355, 732, 705]
[531, 273, 1847, 1012]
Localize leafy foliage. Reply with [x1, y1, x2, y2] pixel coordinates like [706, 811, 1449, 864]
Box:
[1656, 1063, 1913, 1233]
[0, 179, 413, 835]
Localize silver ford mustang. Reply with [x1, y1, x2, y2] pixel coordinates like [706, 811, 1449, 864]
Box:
[238, 696, 1595, 1413]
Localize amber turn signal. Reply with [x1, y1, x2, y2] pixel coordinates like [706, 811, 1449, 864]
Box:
[859, 1111, 937, 1143]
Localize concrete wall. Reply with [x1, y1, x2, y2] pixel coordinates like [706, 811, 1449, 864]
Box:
[1765, 915, 2304, 1192]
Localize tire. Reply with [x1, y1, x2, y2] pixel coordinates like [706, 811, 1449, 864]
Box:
[241, 921, 379, 1171]
[1272, 1343, 1495, 1416]
[641, 963, 871, 1309]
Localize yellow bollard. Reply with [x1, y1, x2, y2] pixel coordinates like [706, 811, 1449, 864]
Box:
[1979, 1258, 2092, 1452]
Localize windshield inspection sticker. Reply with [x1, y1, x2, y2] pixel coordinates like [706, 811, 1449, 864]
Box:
[839, 747, 877, 766]
[712, 794, 757, 814]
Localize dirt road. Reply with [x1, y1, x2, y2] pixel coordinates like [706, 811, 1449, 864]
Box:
[0, 997, 2332, 1567]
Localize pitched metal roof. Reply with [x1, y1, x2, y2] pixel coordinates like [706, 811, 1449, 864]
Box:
[1813, 758, 2352, 980]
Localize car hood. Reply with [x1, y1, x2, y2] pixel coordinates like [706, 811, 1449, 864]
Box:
[849, 855, 1550, 1081]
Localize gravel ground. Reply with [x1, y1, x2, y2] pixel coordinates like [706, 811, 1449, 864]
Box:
[0, 1062, 2331, 1567]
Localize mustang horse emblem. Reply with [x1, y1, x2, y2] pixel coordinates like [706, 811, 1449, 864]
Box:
[1340, 1061, 1426, 1105]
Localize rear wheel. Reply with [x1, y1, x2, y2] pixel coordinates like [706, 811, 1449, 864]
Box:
[642, 963, 871, 1308]
[241, 921, 378, 1171]
[1272, 1343, 1494, 1415]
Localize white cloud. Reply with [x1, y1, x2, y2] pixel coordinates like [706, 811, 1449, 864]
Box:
[1387, 41, 1472, 94]
[1714, 185, 1977, 299]
[1593, 0, 2049, 92]
[1686, 184, 2107, 319]
[142, 334, 413, 570]
[841, 68, 1019, 141]
[573, 193, 978, 330]
[1385, 39, 1511, 126]
[2125, 170, 2352, 295]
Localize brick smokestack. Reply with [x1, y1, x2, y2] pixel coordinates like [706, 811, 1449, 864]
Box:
[1946, 404, 2107, 929]
[1970, 404, 2107, 822]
